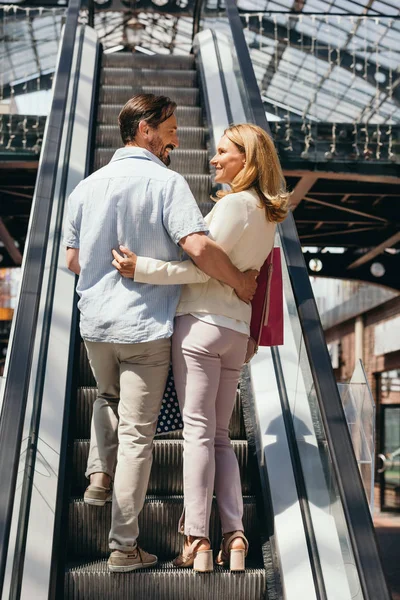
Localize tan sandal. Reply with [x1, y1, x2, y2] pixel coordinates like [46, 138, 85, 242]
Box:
[173, 537, 213, 572]
[216, 531, 249, 571]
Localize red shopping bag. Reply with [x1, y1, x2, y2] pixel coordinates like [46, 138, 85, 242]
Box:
[246, 247, 284, 362]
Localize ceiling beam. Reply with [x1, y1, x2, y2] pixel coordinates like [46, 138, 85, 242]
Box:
[289, 173, 318, 210]
[299, 225, 379, 240]
[303, 196, 389, 223]
[347, 231, 400, 269]
[283, 170, 400, 185]
[296, 218, 378, 225]
[0, 218, 22, 266]
[303, 249, 400, 290]
[0, 189, 33, 200]
[303, 193, 399, 198]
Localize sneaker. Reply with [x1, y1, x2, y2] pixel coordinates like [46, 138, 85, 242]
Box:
[83, 484, 112, 506]
[108, 547, 158, 573]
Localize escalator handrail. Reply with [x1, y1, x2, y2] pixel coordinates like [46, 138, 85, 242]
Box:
[0, 0, 82, 591]
[203, 1, 390, 598]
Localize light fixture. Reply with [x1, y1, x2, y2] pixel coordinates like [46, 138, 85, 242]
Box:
[370, 262, 385, 277]
[124, 17, 146, 50]
[309, 258, 323, 272]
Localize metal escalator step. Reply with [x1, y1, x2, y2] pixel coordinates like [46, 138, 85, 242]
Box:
[79, 343, 96, 387]
[198, 200, 216, 216]
[99, 85, 199, 106]
[97, 104, 203, 127]
[101, 68, 198, 88]
[170, 149, 208, 173]
[184, 174, 213, 203]
[96, 125, 206, 150]
[72, 439, 254, 496]
[102, 53, 195, 71]
[65, 559, 267, 600]
[68, 496, 261, 561]
[93, 148, 208, 174]
[74, 384, 245, 440]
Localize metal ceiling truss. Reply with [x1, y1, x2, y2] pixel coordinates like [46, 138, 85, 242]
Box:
[288, 169, 400, 283]
[0, 162, 36, 266]
[303, 248, 400, 290]
[243, 15, 400, 113]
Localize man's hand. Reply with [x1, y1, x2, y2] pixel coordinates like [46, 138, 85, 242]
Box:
[234, 269, 259, 303]
[112, 246, 137, 278]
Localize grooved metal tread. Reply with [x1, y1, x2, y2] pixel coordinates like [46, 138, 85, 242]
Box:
[96, 125, 207, 150]
[97, 104, 203, 126]
[102, 53, 195, 70]
[101, 68, 198, 87]
[100, 85, 199, 106]
[72, 439, 254, 495]
[65, 559, 267, 600]
[69, 496, 261, 561]
[73, 384, 245, 439]
[67, 558, 265, 572]
[94, 148, 208, 173]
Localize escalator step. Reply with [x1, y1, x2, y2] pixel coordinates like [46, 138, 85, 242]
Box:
[68, 496, 261, 560]
[73, 384, 246, 440]
[65, 559, 267, 600]
[96, 125, 206, 150]
[177, 174, 213, 203]
[97, 105, 203, 127]
[199, 200, 216, 216]
[101, 68, 198, 88]
[79, 344, 96, 387]
[72, 439, 254, 496]
[102, 53, 195, 71]
[93, 148, 209, 174]
[99, 85, 199, 106]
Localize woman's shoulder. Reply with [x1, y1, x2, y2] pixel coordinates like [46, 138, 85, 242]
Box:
[222, 188, 257, 202]
[215, 189, 258, 213]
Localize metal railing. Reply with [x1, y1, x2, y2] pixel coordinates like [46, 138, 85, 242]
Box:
[0, 0, 82, 592]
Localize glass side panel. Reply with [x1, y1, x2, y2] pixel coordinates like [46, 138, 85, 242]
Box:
[278, 237, 363, 600]
[338, 360, 376, 512]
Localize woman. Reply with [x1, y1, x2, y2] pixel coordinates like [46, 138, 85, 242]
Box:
[113, 124, 289, 572]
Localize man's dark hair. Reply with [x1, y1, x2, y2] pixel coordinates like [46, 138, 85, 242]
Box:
[118, 94, 177, 145]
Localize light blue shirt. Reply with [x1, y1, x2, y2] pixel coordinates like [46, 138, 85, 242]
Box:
[63, 146, 208, 343]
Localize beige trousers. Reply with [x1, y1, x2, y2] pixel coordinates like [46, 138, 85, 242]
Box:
[84, 338, 171, 551]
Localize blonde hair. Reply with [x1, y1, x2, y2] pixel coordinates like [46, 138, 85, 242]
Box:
[216, 123, 290, 223]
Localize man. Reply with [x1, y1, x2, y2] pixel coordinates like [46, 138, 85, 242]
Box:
[64, 94, 257, 573]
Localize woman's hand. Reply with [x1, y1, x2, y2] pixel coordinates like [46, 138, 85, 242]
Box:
[112, 245, 137, 278]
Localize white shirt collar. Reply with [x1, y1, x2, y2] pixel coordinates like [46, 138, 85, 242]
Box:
[111, 146, 167, 169]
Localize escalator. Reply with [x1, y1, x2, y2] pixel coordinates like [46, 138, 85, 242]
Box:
[0, 1, 391, 599]
[65, 51, 274, 599]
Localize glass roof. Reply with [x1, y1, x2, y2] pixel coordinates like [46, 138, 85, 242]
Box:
[0, 7, 64, 92]
[0, 0, 399, 129]
[235, 1, 400, 125]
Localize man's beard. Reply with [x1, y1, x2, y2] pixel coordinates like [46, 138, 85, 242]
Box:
[148, 139, 173, 166]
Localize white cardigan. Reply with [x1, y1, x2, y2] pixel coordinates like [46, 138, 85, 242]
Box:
[134, 188, 276, 325]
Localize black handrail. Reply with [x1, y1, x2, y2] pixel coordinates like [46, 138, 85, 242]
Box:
[0, 0, 82, 592]
[199, 1, 391, 598]
[88, 0, 94, 28]
[192, 0, 203, 41]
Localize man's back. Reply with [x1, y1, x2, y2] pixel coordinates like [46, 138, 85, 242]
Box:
[63, 146, 206, 343]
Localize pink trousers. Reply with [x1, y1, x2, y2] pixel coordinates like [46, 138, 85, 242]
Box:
[172, 315, 248, 537]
